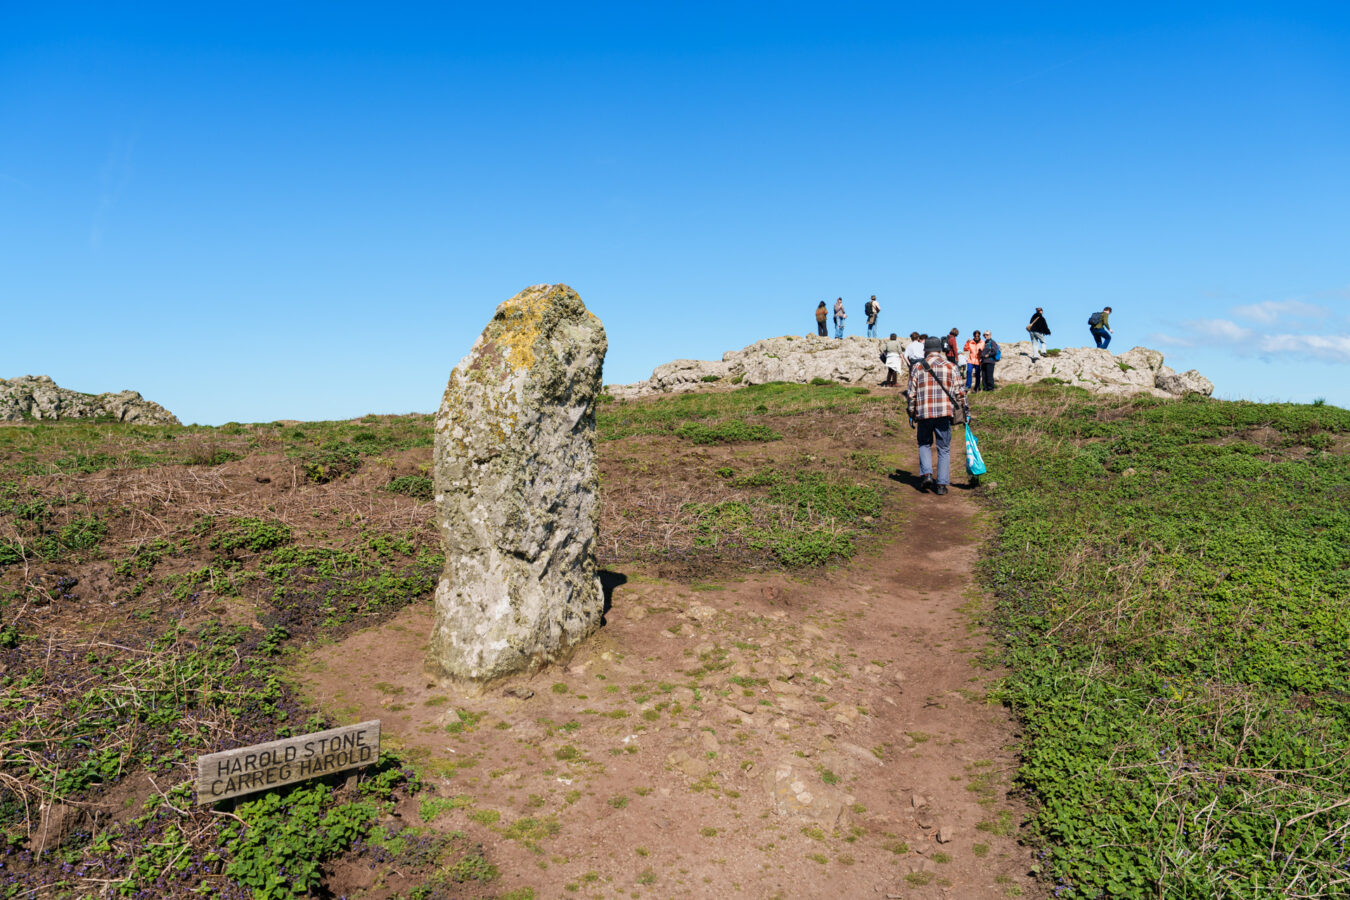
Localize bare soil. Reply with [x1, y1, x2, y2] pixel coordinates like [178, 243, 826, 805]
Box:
[302, 486, 1043, 900]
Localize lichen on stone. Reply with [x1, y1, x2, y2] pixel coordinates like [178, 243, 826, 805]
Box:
[429, 284, 608, 682]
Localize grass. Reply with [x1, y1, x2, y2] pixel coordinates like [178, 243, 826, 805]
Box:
[974, 384, 1350, 898]
[0, 383, 900, 896]
[0, 414, 479, 897]
[674, 420, 782, 444]
[600, 382, 900, 572]
[597, 380, 883, 442]
[681, 469, 885, 567]
[11, 374, 1340, 897]
[0, 415, 435, 476]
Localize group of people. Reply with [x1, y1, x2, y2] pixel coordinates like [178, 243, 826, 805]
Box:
[816, 296, 885, 339]
[814, 299, 1114, 356]
[878, 328, 1001, 391]
[840, 303, 1115, 496]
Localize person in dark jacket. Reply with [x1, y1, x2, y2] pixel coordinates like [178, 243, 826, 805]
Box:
[978, 330, 1000, 392]
[945, 328, 960, 364]
[865, 295, 881, 338]
[815, 301, 828, 337]
[1027, 308, 1050, 359]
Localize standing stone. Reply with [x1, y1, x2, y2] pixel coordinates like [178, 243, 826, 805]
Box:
[429, 284, 608, 681]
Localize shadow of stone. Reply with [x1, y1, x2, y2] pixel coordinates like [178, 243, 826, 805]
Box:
[598, 570, 628, 622]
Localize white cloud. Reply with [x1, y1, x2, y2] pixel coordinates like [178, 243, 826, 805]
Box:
[1232, 299, 1330, 324]
[1259, 333, 1350, 364]
[1147, 332, 1193, 348]
[1155, 292, 1350, 366]
[1185, 318, 1254, 341]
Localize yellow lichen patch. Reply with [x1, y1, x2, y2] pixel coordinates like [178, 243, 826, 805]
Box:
[494, 284, 563, 372]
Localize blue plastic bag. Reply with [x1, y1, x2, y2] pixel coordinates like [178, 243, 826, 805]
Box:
[965, 424, 987, 476]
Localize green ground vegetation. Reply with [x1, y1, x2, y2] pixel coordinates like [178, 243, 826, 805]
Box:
[0, 416, 499, 898]
[600, 381, 899, 569]
[598, 380, 880, 441]
[12, 378, 1339, 897]
[0, 414, 434, 477]
[973, 384, 1350, 898]
[0, 386, 896, 896]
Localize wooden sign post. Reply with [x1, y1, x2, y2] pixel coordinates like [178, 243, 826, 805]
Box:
[195, 720, 380, 805]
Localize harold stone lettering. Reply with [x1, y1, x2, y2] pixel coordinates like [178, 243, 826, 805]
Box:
[195, 720, 380, 804]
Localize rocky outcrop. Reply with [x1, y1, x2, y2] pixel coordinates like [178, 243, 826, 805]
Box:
[0, 376, 180, 424]
[1154, 366, 1216, 397]
[608, 336, 1213, 400]
[647, 359, 734, 393]
[992, 343, 1213, 398]
[729, 336, 884, 386]
[429, 284, 608, 682]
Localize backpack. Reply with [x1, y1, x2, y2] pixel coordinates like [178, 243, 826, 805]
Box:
[816, 306, 827, 323]
[864, 300, 875, 317]
[1088, 311, 1103, 327]
[987, 339, 1001, 361]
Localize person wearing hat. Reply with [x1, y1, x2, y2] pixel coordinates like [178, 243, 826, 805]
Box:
[906, 336, 967, 495]
[880, 332, 904, 386]
[864, 295, 881, 338]
[977, 329, 1000, 392]
[1027, 308, 1050, 360]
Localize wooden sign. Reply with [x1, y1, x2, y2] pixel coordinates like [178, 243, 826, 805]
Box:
[195, 720, 380, 805]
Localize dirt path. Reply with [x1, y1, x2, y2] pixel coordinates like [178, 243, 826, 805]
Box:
[301, 488, 1041, 899]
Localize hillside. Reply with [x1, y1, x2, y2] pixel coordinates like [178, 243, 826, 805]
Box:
[0, 383, 1344, 898]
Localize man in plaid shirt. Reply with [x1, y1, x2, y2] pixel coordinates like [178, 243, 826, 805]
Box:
[906, 336, 968, 495]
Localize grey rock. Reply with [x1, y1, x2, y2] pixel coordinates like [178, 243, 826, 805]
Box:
[764, 760, 848, 825]
[648, 358, 733, 391]
[996, 344, 1170, 397]
[607, 336, 1212, 400]
[0, 375, 179, 424]
[428, 284, 608, 681]
[726, 335, 885, 386]
[667, 748, 710, 778]
[1156, 367, 1215, 397]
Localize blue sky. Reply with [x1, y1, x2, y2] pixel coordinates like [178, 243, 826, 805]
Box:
[3, 2, 1347, 423]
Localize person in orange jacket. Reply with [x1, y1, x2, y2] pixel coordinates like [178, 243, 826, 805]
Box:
[962, 330, 984, 391]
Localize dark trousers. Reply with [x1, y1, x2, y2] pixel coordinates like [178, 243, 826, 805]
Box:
[981, 361, 995, 391]
[817, 321, 828, 336]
